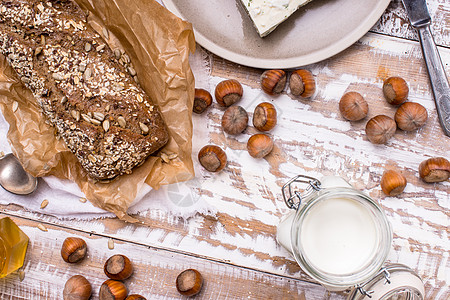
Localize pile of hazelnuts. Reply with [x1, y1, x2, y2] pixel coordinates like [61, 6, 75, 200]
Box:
[194, 69, 315, 173]
[339, 76, 428, 144]
[338, 76, 449, 196]
[61, 237, 204, 299]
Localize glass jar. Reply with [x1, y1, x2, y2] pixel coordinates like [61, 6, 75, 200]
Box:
[276, 175, 425, 299]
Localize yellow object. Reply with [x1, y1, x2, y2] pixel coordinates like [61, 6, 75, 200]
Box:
[0, 217, 29, 278]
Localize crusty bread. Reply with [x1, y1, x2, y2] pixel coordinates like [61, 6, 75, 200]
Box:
[0, 0, 169, 180]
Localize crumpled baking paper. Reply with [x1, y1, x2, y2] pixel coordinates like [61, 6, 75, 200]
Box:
[0, 0, 196, 222]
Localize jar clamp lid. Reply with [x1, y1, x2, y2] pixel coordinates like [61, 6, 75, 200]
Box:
[347, 264, 425, 300]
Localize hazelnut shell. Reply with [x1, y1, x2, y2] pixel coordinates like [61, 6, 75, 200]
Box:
[215, 79, 243, 107]
[339, 92, 368, 121]
[198, 145, 227, 172]
[99, 279, 128, 300]
[63, 275, 92, 300]
[176, 269, 203, 297]
[289, 69, 315, 98]
[247, 134, 274, 159]
[193, 88, 212, 114]
[253, 102, 277, 132]
[383, 76, 409, 105]
[365, 115, 396, 144]
[221, 106, 248, 134]
[418, 157, 450, 183]
[380, 170, 407, 196]
[104, 254, 133, 281]
[61, 237, 87, 263]
[394, 102, 428, 131]
[260, 69, 287, 95]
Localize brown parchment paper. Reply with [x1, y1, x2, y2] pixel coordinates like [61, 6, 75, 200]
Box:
[0, 0, 196, 222]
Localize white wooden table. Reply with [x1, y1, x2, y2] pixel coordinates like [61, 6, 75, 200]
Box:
[1, 0, 449, 299]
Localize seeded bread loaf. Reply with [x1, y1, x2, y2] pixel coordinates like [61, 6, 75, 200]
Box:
[0, 0, 169, 180]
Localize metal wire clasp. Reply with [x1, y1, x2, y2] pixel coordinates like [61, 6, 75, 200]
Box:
[282, 175, 321, 210]
[355, 268, 391, 298]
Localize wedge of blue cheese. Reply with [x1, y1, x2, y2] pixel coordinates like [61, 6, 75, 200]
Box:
[241, 0, 313, 37]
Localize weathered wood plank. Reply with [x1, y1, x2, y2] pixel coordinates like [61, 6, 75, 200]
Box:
[0, 213, 338, 299]
[372, 0, 450, 48]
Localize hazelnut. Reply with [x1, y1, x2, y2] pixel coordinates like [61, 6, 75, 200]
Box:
[99, 279, 128, 300]
[176, 269, 203, 297]
[253, 102, 277, 131]
[104, 254, 133, 281]
[215, 79, 243, 107]
[260, 69, 287, 95]
[61, 237, 87, 263]
[365, 115, 396, 144]
[247, 134, 274, 158]
[193, 88, 212, 114]
[289, 69, 315, 98]
[418, 157, 450, 183]
[198, 145, 227, 172]
[221, 106, 248, 134]
[380, 170, 407, 196]
[394, 102, 428, 131]
[339, 92, 368, 121]
[125, 295, 146, 300]
[383, 76, 409, 105]
[63, 275, 92, 300]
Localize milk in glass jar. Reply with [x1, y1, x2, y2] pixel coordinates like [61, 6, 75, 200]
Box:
[276, 175, 425, 299]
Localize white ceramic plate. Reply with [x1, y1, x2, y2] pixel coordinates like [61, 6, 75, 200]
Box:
[162, 0, 391, 69]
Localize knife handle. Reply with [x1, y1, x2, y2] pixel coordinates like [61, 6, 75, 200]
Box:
[417, 25, 450, 137]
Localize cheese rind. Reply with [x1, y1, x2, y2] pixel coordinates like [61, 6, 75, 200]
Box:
[240, 0, 312, 37]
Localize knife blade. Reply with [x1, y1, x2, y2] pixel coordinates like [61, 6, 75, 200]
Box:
[402, 0, 450, 137]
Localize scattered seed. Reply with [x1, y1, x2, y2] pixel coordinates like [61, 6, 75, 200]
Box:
[96, 44, 105, 52]
[102, 119, 110, 132]
[90, 118, 101, 126]
[40, 199, 49, 209]
[168, 153, 178, 160]
[37, 224, 47, 232]
[52, 72, 64, 81]
[34, 47, 42, 56]
[18, 270, 25, 282]
[81, 113, 91, 123]
[161, 153, 170, 163]
[71, 110, 80, 121]
[79, 197, 87, 203]
[128, 66, 136, 76]
[108, 238, 114, 250]
[93, 112, 105, 121]
[88, 154, 97, 163]
[12, 101, 18, 113]
[102, 27, 109, 39]
[139, 122, 149, 135]
[114, 49, 121, 60]
[117, 116, 126, 128]
[0, 151, 4, 158]
[84, 68, 91, 80]
[84, 42, 91, 52]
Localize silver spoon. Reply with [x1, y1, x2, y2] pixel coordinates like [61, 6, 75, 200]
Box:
[0, 153, 37, 195]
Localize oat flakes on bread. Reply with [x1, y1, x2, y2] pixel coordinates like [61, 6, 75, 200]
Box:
[0, 0, 169, 180]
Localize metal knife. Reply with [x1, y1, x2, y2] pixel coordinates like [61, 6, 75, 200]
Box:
[402, 0, 450, 136]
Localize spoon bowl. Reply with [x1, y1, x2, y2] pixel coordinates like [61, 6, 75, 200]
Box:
[0, 153, 37, 195]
